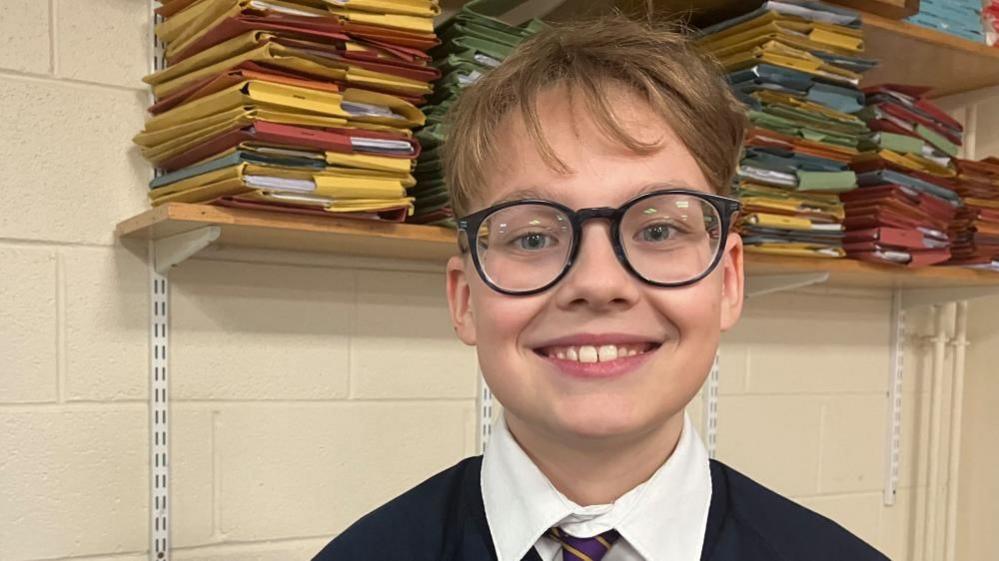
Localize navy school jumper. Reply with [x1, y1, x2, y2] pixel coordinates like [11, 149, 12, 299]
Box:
[313, 457, 890, 561]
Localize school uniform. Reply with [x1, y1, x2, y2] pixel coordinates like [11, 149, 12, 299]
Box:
[313, 414, 889, 561]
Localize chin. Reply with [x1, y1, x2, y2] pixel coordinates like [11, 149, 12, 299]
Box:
[550, 403, 650, 441]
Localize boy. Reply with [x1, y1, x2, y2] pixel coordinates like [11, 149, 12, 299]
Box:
[314, 16, 889, 561]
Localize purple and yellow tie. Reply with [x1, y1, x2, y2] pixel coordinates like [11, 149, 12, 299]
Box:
[547, 527, 620, 561]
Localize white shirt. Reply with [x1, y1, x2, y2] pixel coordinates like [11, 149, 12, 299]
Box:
[481, 412, 712, 561]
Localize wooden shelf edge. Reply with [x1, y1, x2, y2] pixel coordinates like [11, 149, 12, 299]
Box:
[862, 12, 999, 60]
[117, 202, 457, 244]
[116, 204, 999, 288]
[745, 252, 999, 287]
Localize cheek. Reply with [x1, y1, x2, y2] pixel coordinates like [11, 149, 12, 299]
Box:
[652, 278, 724, 338]
[469, 283, 547, 365]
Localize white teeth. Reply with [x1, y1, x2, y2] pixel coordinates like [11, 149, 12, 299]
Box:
[578, 345, 598, 363]
[543, 343, 653, 362]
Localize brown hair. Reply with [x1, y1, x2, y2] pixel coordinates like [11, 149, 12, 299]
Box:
[442, 14, 746, 218]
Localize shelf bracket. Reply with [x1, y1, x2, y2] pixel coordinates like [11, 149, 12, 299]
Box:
[745, 272, 830, 298]
[153, 226, 220, 274]
[884, 289, 905, 506]
[901, 286, 999, 310]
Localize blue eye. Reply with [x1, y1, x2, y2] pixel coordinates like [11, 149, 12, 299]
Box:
[639, 223, 677, 243]
[514, 232, 557, 251]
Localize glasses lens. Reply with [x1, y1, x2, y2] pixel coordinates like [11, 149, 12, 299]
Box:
[620, 194, 723, 284]
[475, 203, 573, 293]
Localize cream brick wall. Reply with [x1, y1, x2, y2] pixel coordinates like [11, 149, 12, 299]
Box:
[1, 2, 994, 560]
[954, 91, 999, 561]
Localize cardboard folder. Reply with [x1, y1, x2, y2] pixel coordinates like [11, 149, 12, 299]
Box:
[142, 80, 425, 133]
[149, 63, 341, 115]
[145, 32, 433, 98]
[744, 243, 846, 258]
[170, 12, 435, 65]
[149, 160, 410, 204]
[849, 247, 951, 267]
[152, 120, 417, 172]
[211, 195, 409, 221]
[843, 227, 936, 249]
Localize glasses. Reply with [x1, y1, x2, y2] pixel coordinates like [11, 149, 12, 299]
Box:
[457, 189, 741, 296]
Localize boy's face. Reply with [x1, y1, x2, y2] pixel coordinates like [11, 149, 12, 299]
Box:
[446, 86, 744, 446]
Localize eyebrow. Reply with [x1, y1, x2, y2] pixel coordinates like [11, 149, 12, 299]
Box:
[488, 181, 702, 207]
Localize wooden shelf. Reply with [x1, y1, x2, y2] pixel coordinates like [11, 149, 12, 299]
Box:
[118, 203, 999, 289]
[860, 12, 999, 99]
[116, 203, 457, 263]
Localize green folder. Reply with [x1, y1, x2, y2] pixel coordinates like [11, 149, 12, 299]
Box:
[870, 132, 925, 154]
[796, 170, 858, 193]
[916, 123, 958, 157]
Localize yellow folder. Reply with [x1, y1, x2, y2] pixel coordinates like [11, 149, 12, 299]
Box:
[321, 0, 440, 17]
[134, 106, 349, 149]
[324, 6, 434, 33]
[144, 32, 431, 98]
[745, 244, 846, 258]
[150, 162, 409, 205]
[964, 198, 999, 210]
[142, 80, 425, 133]
[699, 23, 860, 58]
[156, 0, 329, 47]
[699, 11, 863, 53]
[873, 150, 958, 178]
[740, 196, 845, 221]
[237, 189, 415, 214]
[159, 0, 334, 60]
[325, 151, 414, 174]
[719, 41, 861, 84]
[741, 212, 819, 231]
[180, 142, 416, 179]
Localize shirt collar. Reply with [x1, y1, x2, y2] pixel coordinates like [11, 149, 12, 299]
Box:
[481, 412, 712, 561]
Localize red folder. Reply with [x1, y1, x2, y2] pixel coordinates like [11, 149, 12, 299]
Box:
[843, 210, 930, 232]
[169, 15, 351, 65]
[149, 63, 341, 115]
[863, 84, 963, 132]
[169, 14, 438, 66]
[158, 121, 420, 172]
[840, 184, 919, 205]
[843, 227, 930, 249]
[872, 102, 962, 145]
[281, 43, 440, 83]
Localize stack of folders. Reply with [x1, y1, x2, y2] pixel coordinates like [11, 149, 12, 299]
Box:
[907, 0, 986, 44]
[947, 158, 999, 269]
[698, 0, 878, 259]
[409, 1, 544, 227]
[133, 0, 443, 222]
[846, 84, 963, 267]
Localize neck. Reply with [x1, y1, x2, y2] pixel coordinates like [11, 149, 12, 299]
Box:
[504, 412, 685, 506]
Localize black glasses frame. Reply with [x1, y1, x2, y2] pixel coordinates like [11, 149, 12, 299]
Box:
[456, 188, 743, 296]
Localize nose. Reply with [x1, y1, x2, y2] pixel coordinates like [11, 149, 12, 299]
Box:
[552, 220, 641, 312]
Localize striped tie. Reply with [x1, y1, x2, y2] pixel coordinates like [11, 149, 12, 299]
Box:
[547, 527, 620, 561]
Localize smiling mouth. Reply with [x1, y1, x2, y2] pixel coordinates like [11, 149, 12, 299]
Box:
[533, 343, 660, 363]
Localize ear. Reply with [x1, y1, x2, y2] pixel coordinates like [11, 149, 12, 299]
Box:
[719, 232, 745, 331]
[446, 255, 477, 345]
